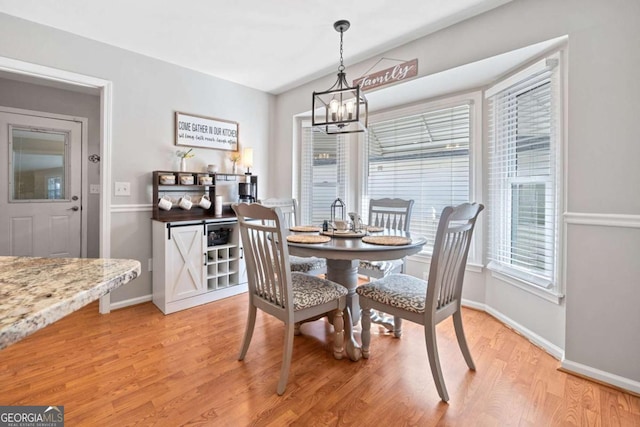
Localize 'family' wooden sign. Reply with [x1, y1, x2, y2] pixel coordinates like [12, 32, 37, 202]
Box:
[353, 59, 418, 91]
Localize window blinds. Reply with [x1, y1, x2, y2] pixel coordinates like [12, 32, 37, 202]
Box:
[300, 123, 347, 225]
[487, 60, 560, 288]
[363, 103, 471, 253]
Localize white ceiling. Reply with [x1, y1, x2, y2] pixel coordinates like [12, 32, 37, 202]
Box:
[0, 0, 514, 94]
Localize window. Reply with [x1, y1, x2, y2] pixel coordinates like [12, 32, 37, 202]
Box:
[362, 97, 476, 255]
[47, 176, 63, 199]
[487, 55, 562, 291]
[299, 122, 348, 225]
[10, 128, 66, 201]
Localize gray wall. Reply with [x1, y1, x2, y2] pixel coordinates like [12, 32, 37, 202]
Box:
[0, 78, 101, 258]
[0, 12, 274, 304]
[273, 0, 640, 389]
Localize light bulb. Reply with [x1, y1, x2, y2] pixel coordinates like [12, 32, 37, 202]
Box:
[329, 99, 340, 122]
[345, 100, 354, 120]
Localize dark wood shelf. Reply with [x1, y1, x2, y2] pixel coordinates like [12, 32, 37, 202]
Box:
[152, 171, 257, 222]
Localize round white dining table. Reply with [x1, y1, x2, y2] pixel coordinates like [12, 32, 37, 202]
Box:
[287, 229, 427, 361]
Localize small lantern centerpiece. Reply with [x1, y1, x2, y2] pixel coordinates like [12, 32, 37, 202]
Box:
[331, 198, 346, 225]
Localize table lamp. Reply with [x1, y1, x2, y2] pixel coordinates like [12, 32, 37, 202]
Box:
[243, 147, 254, 175]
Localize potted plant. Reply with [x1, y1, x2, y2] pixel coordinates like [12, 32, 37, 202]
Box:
[229, 152, 241, 174]
[176, 148, 194, 171]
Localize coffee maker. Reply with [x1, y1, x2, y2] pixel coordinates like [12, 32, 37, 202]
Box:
[238, 176, 257, 203]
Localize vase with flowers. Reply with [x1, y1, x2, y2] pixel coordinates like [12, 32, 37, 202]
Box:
[176, 149, 195, 172]
[229, 152, 241, 174]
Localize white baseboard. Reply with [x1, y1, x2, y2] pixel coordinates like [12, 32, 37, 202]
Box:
[462, 299, 639, 395]
[461, 299, 564, 359]
[461, 298, 486, 311]
[561, 359, 640, 395]
[109, 294, 153, 311]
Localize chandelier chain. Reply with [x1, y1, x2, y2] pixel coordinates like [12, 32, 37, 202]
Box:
[338, 29, 345, 72]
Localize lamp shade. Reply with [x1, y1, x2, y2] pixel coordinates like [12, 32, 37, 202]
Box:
[243, 147, 254, 168]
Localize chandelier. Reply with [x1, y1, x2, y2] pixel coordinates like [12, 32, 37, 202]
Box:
[312, 20, 368, 134]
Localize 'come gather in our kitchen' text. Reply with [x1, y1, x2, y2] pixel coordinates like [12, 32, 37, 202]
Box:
[177, 119, 237, 147]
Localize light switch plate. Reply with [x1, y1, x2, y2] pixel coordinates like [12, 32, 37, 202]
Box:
[90, 184, 100, 194]
[114, 182, 130, 196]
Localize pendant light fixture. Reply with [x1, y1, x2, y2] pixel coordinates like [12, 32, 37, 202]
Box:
[312, 20, 368, 134]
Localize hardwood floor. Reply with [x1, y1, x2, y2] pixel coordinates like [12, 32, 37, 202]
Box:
[1, 295, 639, 426]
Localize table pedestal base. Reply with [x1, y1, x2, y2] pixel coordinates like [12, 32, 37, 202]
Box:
[326, 259, 360, 325]
[325, 259, 362, 360]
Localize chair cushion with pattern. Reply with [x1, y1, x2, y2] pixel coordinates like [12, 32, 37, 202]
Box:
[289, 255, 327, 273]
[356, 273, 427, 314]
[292, 272, 347, 311]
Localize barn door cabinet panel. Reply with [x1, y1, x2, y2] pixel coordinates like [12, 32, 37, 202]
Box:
[152, 219, 247, 314]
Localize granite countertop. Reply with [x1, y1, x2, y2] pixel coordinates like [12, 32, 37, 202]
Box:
[0, 256, 141, 350]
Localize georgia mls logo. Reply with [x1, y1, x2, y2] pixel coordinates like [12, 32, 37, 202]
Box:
[0, 405, 64, 427]
[44, 406, 63, 416]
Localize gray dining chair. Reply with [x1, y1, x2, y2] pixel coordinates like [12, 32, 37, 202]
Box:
[232, 202, 348, 395]
[356, 202, 484, 402]
[259, 198, 327, 276]
[358, 198, 414, 279]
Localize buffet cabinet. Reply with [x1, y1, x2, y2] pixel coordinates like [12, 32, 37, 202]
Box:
[152, 218, 247, 314]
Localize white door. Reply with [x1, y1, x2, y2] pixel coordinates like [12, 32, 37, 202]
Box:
[0, 111, 83, 257]
[166, 224, 206, 302]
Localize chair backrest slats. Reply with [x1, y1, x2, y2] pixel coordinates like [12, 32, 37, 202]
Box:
[427, 203, 484, 314]
[368, 198, 414, 232]
[259, 198, 299, 228]
[233, 203, 294, 314]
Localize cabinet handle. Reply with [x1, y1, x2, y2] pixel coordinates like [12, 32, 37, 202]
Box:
[204, 253, 207, 266]
[240, 247, 244, 259]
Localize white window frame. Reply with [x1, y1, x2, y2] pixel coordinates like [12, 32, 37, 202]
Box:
[486, 51, 565, 302]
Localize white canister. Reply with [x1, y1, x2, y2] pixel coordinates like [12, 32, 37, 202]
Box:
[158, 195, 172, 211]
[178, 195, 192, 210]
[207, 164, 218, 173]
[199, 195, 212, 209]
[214, 195, 223, 216]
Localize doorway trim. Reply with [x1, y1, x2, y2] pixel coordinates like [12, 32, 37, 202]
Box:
[0, 55, 114, 312]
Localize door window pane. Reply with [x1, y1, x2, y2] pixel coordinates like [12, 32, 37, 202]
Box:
[10, 128, 67, 201]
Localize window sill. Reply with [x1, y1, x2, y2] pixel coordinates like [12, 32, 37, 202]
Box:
[487, 265, 564, 304]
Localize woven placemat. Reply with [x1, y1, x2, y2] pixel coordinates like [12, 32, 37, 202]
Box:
[286, 234, 331, 244]
[365, 226, 385, 232]
[362, 235, 411, 246]
[289, 225, 322, 232]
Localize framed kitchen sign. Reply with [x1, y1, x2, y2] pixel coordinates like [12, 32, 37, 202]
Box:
[175, 112, 239, 151]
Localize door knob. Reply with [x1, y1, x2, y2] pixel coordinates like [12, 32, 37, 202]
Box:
[69, 206, 79, 211]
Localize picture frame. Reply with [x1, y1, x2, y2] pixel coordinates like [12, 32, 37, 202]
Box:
[175, 111, 239, 151]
